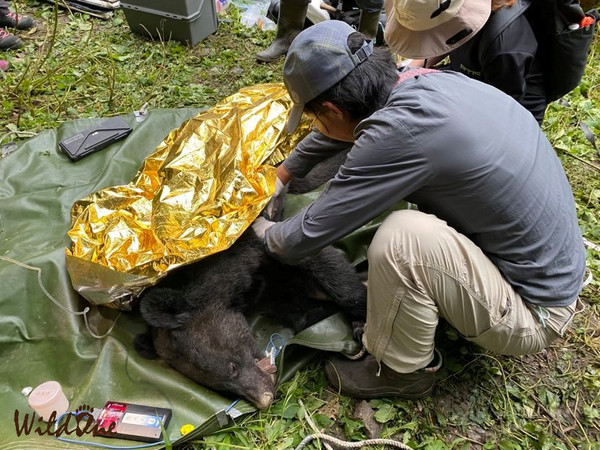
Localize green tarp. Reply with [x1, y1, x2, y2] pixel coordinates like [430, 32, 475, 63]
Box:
[0, 109, 370, 449]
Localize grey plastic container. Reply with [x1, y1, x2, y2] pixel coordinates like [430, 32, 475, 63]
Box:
[122, 0, 202, 17]
[121, 0, 218, 45]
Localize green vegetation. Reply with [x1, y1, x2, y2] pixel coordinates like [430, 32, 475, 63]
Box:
[2, 1, 599, 448]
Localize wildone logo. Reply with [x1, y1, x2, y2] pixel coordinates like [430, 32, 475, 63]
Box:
[14, 405, 116, 438]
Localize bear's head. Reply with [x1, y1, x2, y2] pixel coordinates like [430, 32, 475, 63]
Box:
[136, 301, 276, 410]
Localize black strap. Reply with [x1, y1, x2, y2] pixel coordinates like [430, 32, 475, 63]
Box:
[478, 0, 531, 61]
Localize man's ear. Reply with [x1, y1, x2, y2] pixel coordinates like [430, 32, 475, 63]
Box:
[321, 101, 348, 120]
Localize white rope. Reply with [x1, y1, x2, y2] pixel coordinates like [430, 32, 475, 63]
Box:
[295, 432, 413, 450]
[0, 256, 119, 339]
[345, 346, 367, 360]
[583, 237, 600, 252]
[297, 398, 412, 450]
[582, 267, 593, 289]
[298, 399, 333, 450]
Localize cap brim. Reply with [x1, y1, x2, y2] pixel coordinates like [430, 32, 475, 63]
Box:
[384, 0, 491, 59]
[287, 104, 304, 134]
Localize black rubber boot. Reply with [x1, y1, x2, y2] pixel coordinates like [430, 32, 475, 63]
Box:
[256, 0, 309, 63]
[358, 9, 382, 40]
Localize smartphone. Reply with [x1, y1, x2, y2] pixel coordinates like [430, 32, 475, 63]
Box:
[94, 401, 172, 442]
[59, 117, 133, 161]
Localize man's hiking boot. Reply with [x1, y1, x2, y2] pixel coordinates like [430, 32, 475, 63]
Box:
[325, 349, 442, 399]
[0, 11, 35, 30]
[0, 29, 21, 49]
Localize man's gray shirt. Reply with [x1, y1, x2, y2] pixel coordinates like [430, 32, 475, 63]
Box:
[266, 71, 585, 307]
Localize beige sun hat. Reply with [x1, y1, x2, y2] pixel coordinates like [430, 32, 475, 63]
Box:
[384, 0, 492, 59]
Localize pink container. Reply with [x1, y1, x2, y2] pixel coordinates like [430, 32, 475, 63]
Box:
[27, 381, 69, 422]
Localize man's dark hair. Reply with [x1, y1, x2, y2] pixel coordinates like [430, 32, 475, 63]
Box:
[305, 33, 399, 120]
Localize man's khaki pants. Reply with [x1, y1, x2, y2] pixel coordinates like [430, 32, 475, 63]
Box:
[363, 210, 578, 373]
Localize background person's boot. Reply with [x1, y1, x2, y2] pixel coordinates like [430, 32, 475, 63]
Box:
[358, 9, 382, 40]
[0, 11, 35, 30]
[0, 28, 22, 49]
[256, 0, 309, 63]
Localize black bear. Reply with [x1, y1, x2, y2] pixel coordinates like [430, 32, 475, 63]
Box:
[134, 225, 366, 410]
[286, 148, 350, 194]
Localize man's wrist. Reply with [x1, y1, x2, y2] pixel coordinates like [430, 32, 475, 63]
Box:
[251, 216, 276, 241]
[276, 163, 294, 185]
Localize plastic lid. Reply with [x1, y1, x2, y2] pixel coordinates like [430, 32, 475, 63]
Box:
[28, 381, 63, 408]
[21, 386, 33, 396]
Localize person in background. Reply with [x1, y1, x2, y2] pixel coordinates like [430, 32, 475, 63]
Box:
[0, 0, 35, 50]
[266, 0, 387, 46]
[385, 0, 548, 124]
[256, 0, 382, 62]
[253, 20, 585, 399]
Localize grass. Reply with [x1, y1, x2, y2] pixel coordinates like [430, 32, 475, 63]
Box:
[2, 1, 600, 448]
[0, 3, 281, 140]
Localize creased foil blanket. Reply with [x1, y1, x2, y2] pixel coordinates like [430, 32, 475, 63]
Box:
[65, 83, 311, 309]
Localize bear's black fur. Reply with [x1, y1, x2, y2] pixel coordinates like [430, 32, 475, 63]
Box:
[287, 148, 351, 195]
[135, 226, 366, 409]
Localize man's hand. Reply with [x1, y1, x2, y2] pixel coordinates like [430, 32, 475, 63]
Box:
[251, 216, 275, 240]
[263, 177, 289, 221]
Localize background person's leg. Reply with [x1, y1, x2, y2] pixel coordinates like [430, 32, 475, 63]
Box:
[256, 0, 309, 63]
[354, 0, 382, 40]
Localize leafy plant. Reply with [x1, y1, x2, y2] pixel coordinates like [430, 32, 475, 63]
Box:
[2, 2, 599, 449]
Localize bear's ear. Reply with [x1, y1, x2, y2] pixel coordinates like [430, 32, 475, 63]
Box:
[134, 331, 159, 359]
[139, 287, 192, 329]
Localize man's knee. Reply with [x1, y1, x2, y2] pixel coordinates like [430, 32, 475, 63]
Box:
[368, 210, 446, 264]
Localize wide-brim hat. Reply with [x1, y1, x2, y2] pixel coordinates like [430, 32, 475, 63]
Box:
[384, 0, 491, 59]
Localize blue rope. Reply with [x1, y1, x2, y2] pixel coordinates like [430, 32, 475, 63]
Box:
[55, 332, 292, 446]
[265, 332, 286, 360]
[225, 398, 240, 414]
[53, 411, 165, 449]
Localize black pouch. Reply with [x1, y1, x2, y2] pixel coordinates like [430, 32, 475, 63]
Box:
[539, 7, 599, 101]
[59, 117, 133, 161]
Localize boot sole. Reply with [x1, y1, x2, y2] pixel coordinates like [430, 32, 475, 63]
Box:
[334, 383, 435, 400]
[256, 56, 281, 63]
[0, 43, 22, 50]
[325, 363, 436, 400]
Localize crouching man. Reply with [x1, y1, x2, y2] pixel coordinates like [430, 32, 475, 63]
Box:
[252, 20, 586, 399]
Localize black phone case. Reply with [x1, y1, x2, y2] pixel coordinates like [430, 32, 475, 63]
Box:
[59, 117, 133, 161]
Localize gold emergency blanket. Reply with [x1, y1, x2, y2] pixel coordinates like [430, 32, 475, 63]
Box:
[66, 84, 311, 309]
